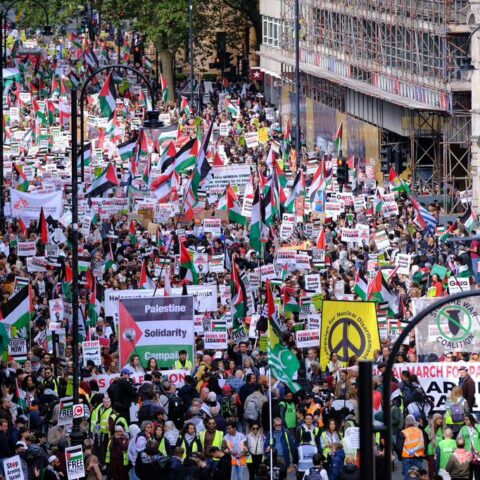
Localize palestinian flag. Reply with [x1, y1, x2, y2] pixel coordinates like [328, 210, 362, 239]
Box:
[158, 124, 178, 144]
[190, 119, 215, 202]
[226, 97, 240, 117]
[160, 75, 169, 103]
[307, 159, 325, 204]
[440, 221, 457, 243]
[389, 167, 411, 195]
[0, 286, 32, 338]
[249, 186, 262, 253]
[77, 142, 92, 168]
[227, 185, 247, 226]
[174, 138, 198, 173]
[180, 96, 191, 117]
[13, 165, 29, 192]
[284, 290, 299, 313]
[374, 188, 384, 213]
[460, 204, 478, 233]
[139, 260, 156, 289]
[316, 227, 326, 249]
[284, 170, 304, 213]
[354, 270, 368, 301]
[86, 163, 119, 197]
[99, 73, 117, 118]
[230, 259, 247, 325]
[143, 57, 153, 71]
[180, 242, 199, 284]
[84, 48, 98, 68]
[284, 119, 292, 144]
[368, 271, 399, 316]
[61, 263, 73, 302]
[334, 122, 343, 155]
[88, 276, 103, 327]
[37, 208, 48, 244]
[117, 134, 138, 162]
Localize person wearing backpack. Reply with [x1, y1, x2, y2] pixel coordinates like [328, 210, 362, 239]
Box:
[279, 391, 297, 432]
[457, 413, 480, 479]
[244, 386, 267, 430]
[445, 387, 468, 435]
[303, 453, 328, 480]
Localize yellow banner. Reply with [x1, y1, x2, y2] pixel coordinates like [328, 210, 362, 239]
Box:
[320, 301, 380, 367]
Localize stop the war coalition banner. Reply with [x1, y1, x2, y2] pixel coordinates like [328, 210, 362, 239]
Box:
[377, 362, 480, 410]
[119, 296, 194, 368]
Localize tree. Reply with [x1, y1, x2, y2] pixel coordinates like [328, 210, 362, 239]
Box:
[219, 0, 261, 50]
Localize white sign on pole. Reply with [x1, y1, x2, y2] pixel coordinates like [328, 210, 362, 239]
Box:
[448, 277, 471, 294]
[203, 331, 228, 350]
[8, 338, 27, 357]
[3, 455, 25, 480]
[65, 445, 85, 480]
[82, 341, 101, 367]
[295, 329, 320, 348]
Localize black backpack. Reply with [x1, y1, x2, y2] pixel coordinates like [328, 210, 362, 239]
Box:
[166, 394, 185, 429]
[304, 467, 326, 480]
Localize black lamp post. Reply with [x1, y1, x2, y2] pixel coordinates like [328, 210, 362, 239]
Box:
[70, 65, 161, 444]
[189, 0, 194, 106]
[79, 64, 162, 181]
[356, 290, 480, 480]
[0, 0, 52, 233]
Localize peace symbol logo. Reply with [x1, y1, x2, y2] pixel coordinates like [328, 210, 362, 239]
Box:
[436, 305, 473, 342]
[327, 317, 366, 362]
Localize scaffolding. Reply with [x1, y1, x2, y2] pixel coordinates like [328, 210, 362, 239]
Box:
[278, 0, 472, 210]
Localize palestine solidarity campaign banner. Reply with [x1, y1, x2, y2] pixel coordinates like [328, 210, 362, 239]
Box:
[119, 296, 194, 369]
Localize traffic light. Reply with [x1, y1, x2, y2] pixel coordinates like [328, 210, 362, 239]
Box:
[380, 146, 392, 174]
[393, 145, 407, 174]
[89, 19, 97, 42]
[337, 158, 348, 185]
[133, 46, 142, 66]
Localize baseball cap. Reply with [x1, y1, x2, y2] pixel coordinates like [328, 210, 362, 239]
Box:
[121, 367, 133, 375]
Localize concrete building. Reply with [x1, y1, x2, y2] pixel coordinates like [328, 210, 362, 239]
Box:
[258, 0, 478, 212]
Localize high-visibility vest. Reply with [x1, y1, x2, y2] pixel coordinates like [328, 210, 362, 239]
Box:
[438, 438, 457, 470]
[320, 431, 342, 457]
[226, 439, 247, 466]
[401, 427, 425, 458]
[93, 407, 113, 435]
[174, 359, 192, 370]
[158, 438, 168, 456]
[105, 439, 129, 466]
[199, 430, 224, 451]
[280, 401, 297, 429]
[115, 415, 129, 433]
[179, 437, 200, 460]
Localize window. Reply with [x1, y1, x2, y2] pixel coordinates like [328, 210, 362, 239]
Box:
[262, 16, 280, 48]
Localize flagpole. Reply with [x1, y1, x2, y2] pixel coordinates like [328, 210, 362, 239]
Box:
[267, 364, 274, 480]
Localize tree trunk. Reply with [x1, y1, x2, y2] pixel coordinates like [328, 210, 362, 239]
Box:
[159, 49, 175, 103]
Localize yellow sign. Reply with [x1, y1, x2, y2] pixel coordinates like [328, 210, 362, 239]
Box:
[258, 127, 269, 144]
[320, 301, 380, 367]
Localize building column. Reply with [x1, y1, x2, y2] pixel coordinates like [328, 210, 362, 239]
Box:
[470, 6, 480, 212]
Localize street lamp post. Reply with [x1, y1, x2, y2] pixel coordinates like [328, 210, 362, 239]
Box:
[2, 0, 52, 61]
[70, 65, 162, 444]
[294, 0, 301, 165]
[80, 65, 161, 181]
[0, 0, 51, 233]
[189, 0, 194, 106]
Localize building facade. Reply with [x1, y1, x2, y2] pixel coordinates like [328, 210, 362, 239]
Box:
[259, 0, 478, 212]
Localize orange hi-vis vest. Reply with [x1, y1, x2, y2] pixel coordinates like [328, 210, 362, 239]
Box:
[226, 439, 247, 466]
[402, 427, 425, 458]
